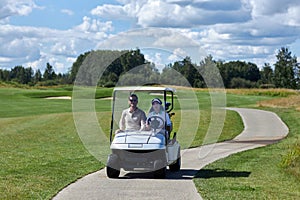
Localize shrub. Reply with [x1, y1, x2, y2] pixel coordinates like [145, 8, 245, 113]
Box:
[36, 80, 59, 86]
[259, 84, 276, 89]
[103, 81, 116, 88]
[230, 78, 256, 88]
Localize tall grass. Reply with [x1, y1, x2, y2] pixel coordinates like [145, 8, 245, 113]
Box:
[226, 88, 298, 97]
[281, 142, 300, 179]
[258, 95, 300, 110]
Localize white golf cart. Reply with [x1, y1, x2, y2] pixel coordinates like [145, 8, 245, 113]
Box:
[106, 86, 181, 178]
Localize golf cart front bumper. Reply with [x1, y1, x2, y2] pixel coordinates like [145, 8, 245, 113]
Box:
[110, 149, 167, 171]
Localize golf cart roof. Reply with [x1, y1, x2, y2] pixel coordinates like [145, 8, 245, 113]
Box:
[113, 86, 176, 92]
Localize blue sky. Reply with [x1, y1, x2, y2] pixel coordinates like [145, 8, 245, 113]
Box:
[1, 0, 300, 73]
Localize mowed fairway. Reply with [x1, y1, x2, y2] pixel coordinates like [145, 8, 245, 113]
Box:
[0, 87, 111, 199]
[0, 86, 282, 199]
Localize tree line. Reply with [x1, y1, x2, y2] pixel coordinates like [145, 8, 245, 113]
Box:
[0, 62, 69, 86]
[0, 47, 299, 89]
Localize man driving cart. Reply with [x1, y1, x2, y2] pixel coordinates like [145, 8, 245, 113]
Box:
[117, 94, 146, 133]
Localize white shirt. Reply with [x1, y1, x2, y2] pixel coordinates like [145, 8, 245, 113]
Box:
[119, 107, 146, 131]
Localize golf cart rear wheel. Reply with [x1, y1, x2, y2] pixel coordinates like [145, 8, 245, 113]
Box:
[153, 167, 166, 179]
[106, 166, 120, 178]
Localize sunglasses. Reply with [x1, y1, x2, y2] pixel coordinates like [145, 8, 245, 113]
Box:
[129, 99, 137, 102]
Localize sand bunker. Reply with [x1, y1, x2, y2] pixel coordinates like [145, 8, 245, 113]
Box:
[45, 96, 71, 100]
[99, 97, 113, 100]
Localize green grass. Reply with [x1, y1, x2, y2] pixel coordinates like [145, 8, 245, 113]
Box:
[0, 87, 113, 118]
[0, 113, 103, 199]
[0, 87, 112, 199]
[0, 86, 244, 199]
[281, 141, 300, 180]
[193, 107, 300, 199]
[2, 86, 297, 199]
[225, 93, 275, 108]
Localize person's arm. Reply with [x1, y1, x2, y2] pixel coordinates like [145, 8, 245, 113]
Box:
[145, 112, 152, 131]
[166, 112, 171, 126]
[119, 110, 126, 131]
[165, 112, 172, 132]
[139, 111, 147, 131]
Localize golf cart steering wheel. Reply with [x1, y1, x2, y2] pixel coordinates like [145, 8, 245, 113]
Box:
[148, 116, 165, 132]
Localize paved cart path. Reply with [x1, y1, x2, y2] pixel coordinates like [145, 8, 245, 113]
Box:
[53, 108, 289, 200]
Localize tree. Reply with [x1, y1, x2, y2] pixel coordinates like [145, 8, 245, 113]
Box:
[25, 67, 33, 84]
[0, 69, 10, 81]
[169, 56, 200, 87]
[160, 65, 190, 86]
[10, 66, 25, 83]
[260, 63, 274, 85]
[70, 49, 147, 86]
[198, 55, 224, 88]
[34, 69, 42, 83]
[43, 63, 56, 81]
[245, 62, 260, 82]
[274, 47, 297, 89]
[70, 51, 91, 83]
[294, 62, 300, 89]
[217, 61, 260, 88]
[230, 77, 256, 88]
[120, 49, 146, 72]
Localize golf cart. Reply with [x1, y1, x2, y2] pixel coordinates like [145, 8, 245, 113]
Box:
[106, 86, 181, 178]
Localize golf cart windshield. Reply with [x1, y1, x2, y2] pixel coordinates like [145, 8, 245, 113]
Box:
[110, 87, 174, 142]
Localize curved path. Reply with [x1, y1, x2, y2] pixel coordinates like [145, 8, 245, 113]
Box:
[53, 108, 289, 200]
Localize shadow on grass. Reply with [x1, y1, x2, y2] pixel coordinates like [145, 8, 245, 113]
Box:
[194, 168, 251, 179]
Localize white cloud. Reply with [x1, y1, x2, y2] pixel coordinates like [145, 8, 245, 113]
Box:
[199, 28, 231, 44]
[92, 0, 300, 56]
[168, 48, 188, 62]
[51, 41, 77, 56]
[0, 14, 113, 71]
[0, 0, 38, 20]
[75, 16, 113, 33]
[91, 0, 251, 28]
[153, 32, 199, 47]
[285, 6, 300, 26]
[248, 0, 300, 17]
[91, 4, 128, 18]
[61, 9, 74, 16]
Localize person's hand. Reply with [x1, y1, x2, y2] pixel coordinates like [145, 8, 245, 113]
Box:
[115, 129, 124, 134]
[145, 124, 151, 131]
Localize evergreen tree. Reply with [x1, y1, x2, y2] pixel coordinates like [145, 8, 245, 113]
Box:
[260, 63, 274, 85]
[43, 63, 55, 81]
[274, 47, 297, 89]
[70, 51, 91, 83]
[294, 62, 300, 89]
[24, 67, 34, 84]
[34, 69, 42, 83]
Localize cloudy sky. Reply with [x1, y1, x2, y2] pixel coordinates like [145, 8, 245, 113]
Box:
[1, 0, 300, 73]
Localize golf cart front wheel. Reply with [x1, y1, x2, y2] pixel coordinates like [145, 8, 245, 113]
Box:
[106, 166, 120, 178]
[153, 160, 166, 178]
[169, 157, 181, 171]
[153, 167, 166, 179]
